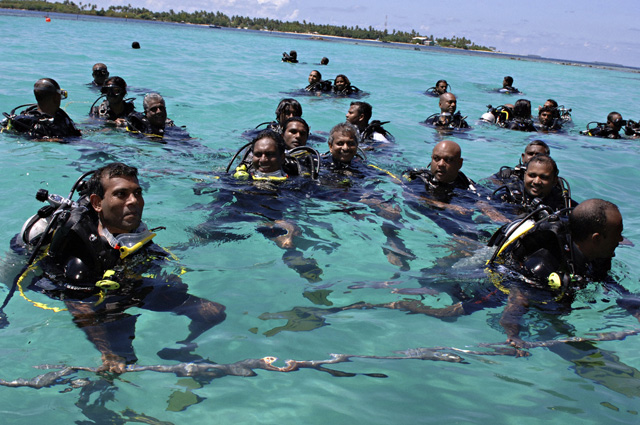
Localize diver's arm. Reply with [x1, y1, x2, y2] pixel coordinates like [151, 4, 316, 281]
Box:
[65, 300, 127, 374]
[477, 200, 510, 224]
[500, 287, 531, 348]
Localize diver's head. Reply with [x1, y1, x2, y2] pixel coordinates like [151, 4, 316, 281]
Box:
[101, 76, 127, 102]
[503, 76, 514, 87]
[328, 122, 359, 164]
[92, 63, 109, 85]
[521, 140, 550, 165]
[435, 79, 448, 95]
[251, 130, 286, 174]
[439, 93, 457, 114]
[143, 93, 167, 128]
[430, 140, 463, 184]
[523, 155, 558, 199]
[607, 112, 624, 131]
[308, 70, 322, 85]
[346, 101, 371, 127]
[34, 78, 66, 114]
[513, 99, 532, 119]
[275, 98, 302, 124]
[538, 106, 555, 126]
[282, 117, 309, 150]
[570, 199, 623, 260]
[334, 74, 350, 92]
[320, 57, 329, 65]
[88, 162, 144, 235]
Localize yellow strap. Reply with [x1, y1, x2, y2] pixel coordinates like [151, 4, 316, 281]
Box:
[16, 249, 67, 313]
[368, 164, 401, 182]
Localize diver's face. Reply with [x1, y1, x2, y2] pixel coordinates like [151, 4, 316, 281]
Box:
[278, 106, 298, 124]
[345, 105, 362, 125]
[103, 86, 126, 104]
[609, 114, 624, 130]
[597, 209, 624, 259]
[308, 71, 321, 84]
[334, 77, 346, 91]
[92, 67, 109, 85]
[524, 161, 556, 199]
[430, 143, 462, 184]
[436, 81, 447, 94]
[283, 121, 308, 149]
[539, 110, 554, 126]
[439, 94, 457, 114]
[92, 176, 144, 234]
[329, 131, 358, 163]
[145, 99, 167, 128]
[252, 138, 284, 173]
[521, 145, 548, 165]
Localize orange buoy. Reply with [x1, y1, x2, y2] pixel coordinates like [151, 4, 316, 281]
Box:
[45, 17, 51, 22]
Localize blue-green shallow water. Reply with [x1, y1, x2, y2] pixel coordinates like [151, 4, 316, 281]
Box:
[2, 10, 640, 424]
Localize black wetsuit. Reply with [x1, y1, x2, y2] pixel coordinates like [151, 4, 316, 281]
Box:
[305, 81, 332, 93]
[3, 105, 81, 139]
[424, 112, 470, 129]
[331, 85, 360, 96]
[583, 124, 621, 139]
[503, 118, 536, 132]
[90, 99, 135, 121]
[404, 169, 489, 240]
[33, 204, 211, 363]
[536, 119, 563, 132]
[493, 178, 575, 215]
[126, 112, 175, 137]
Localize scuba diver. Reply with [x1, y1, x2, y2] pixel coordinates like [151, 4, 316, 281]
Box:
[89, 76, 135, 126]
[88, 63, 109, 88]
[580, 111, 625, 139]
[1, 78, 81, 140]
[282, 117, 310, 151]
[126, 92, 179, 139]
[423, 93, 470, 130]
[624, 118, 640, 138]
[499, 75, 521, 94]
[424, 79, 449, 97]
[331, 74, 360, 96]
[491, 155, 576, 217]
[282, 50, 298, 63]
[538, 99, 572, 123]
[535, 105, 564, 132]
[305, 70, 332, 93]
[501, 99, 536, 132]
[402, 140, 507, 241]
[9, 163, 226, 373]
[345, 101, 394, 147]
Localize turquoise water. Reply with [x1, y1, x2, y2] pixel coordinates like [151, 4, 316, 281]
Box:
[1, 10, 640, 424]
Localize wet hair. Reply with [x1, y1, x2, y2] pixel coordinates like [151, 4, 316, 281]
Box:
[310, 70, 322, 79]
[92, 63, 108, 72]
[350, 101, 372, 121]
[538, 105, 555, 117]
[87, 162, 139, 198]
[132, 41, 140, 49]
[607, 111, 622, 123]
[143, 93, 165, 112]
[328, 122, 360, 146]
[570, 199, 619, 242]
[335, 74, 351, 86]
[282, 116, 309, 134]
[102, 76, 127, 94]
[289, 50, 297, 59]
[545, 99, 558, 108]
[526, 154, 558, 177]
[320, 57, 329, 65]
[526, 140, 550, 155]
[436, 79, 447, 87]
[275, 98, 302, 122]
[504, 76, 514, 85]
[33, 78, 60, 102]
[513, 99, 532, 119]
[252, 129, 286, 156]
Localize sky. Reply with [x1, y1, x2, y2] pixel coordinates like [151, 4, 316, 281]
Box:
[86, 0, 640, 68]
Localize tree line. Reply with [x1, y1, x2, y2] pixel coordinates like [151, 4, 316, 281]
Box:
[1, 0, 492, 50]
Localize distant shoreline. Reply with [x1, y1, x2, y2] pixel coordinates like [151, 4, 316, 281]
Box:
[3, 8, 639, 74]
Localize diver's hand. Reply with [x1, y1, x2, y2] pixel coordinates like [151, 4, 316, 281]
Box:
[99, 353, 127, 374]
[113, 118, 127, 127]
[506, 337, 534, 350]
